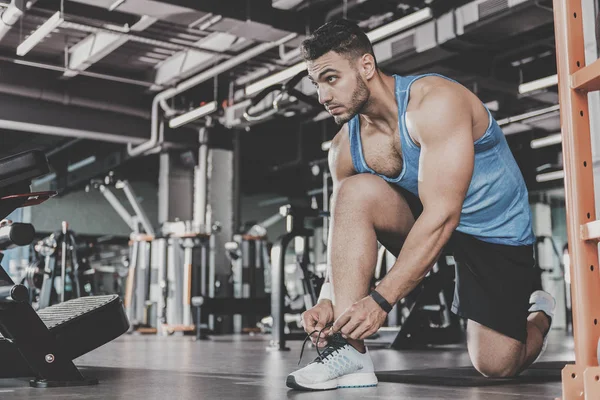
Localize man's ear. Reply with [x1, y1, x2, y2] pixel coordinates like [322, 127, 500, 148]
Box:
[360, 53, 377, 80]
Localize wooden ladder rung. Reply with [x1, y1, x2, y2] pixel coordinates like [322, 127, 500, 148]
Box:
[571, 58, 600, 92]
[581, 220, 600, 241]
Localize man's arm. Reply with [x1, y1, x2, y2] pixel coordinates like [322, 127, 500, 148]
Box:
[319, 126, 355, 300]
[374, 87, 475, 305]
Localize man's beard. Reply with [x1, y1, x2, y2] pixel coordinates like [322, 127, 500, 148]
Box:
[333, 75, 369, 125]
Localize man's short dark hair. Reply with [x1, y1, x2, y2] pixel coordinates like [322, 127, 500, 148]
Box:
[300, 19, 377, 67]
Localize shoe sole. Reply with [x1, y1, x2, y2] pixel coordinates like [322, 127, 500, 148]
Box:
[286, 376, 337, 391]
[286, 372, 378, 391]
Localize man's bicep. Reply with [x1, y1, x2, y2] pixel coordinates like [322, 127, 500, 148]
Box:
[416, 96, 474, 221]
[419, 134, 473, 218]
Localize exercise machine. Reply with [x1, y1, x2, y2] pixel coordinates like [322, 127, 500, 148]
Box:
[268, 204, 324, 351]
[160, 221, 211, 335]
[0, 150, 129, 387]
[24, 221, 95, 310]
[380, 250, 464, 349]
[225, 219, 273, 334]
[86, 173, 158, 331]
[191, 220, 272, 340]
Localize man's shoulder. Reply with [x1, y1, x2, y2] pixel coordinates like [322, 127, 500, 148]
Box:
[406, 80, 474, 144]
[407, 76, 461, 111]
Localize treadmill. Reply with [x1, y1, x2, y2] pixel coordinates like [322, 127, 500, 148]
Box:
[0, 150, 130, 388]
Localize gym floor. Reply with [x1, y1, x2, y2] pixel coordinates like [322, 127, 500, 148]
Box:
[0, 330, 572, 399]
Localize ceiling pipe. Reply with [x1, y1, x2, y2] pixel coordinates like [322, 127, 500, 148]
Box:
[0, 54, 160, 88]
[127, 32, 298, 157]
[0, 81, 149, 119]
[496, 104, 560, 126]
[0, 119, 148, 144]
[0, 118, 187, 150]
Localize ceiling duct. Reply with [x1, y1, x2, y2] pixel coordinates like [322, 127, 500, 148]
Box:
[373, 0, 554, 75]
[451, 0, 554, 48]
[66, 0, 304, 39]
[374, 18, 456, 74]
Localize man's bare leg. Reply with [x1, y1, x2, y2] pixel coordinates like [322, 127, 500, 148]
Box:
[467, 312, 551, 377]
[328, 174, 417, 352]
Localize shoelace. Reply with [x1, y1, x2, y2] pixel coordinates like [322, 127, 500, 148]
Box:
[297, 324, 347, 366]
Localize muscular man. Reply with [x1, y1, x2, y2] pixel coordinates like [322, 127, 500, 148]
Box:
[286, 19, 555, 391]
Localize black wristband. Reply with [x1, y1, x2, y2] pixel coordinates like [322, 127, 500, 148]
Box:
[369, 290, 393, 313]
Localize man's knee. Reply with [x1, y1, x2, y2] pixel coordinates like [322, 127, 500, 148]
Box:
[471, 355, 520, 378]
[467, 320, 525, 378]
[334, 174, 388, 206]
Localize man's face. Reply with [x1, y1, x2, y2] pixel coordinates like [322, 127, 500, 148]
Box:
[307, 51, 369, 125]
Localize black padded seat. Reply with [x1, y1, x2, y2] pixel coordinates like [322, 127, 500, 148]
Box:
[0, 295, 129, 378]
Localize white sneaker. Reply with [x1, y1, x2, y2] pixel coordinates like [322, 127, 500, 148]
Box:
[528, 290, 556, 363]
[286, 333, 378, 390]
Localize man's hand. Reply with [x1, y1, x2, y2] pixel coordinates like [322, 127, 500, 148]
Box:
[302, 300, 334, 347]
[330, 296, 387, 341]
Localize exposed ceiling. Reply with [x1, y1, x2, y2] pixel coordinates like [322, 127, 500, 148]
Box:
[0, 0, 579, 198]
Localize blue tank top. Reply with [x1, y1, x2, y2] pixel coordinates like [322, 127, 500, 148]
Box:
[348, 74, 535, 246]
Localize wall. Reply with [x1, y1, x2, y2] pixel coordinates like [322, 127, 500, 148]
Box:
[240, 193, 287, 240]
[27, 181, 159, 237]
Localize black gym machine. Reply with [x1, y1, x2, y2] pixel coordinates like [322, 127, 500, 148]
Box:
[0, 150, 129, 388]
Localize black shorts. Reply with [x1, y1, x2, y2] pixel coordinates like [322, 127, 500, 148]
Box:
[399, 187, 536, 344]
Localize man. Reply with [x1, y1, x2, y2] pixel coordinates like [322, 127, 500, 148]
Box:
[286, 19, 556, 391]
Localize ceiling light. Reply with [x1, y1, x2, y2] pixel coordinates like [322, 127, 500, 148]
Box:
[367, 7, 432, 42]
[530, 133, 562, 149]
[17, 11, 63, 56]
[245, 62, 306, 96]
[536, 170, 564, 182]
[138, 56, 159, 63]
[484, 100, 499, 111]
[519, 74, 558, 94]
[169, 101, 218, 128]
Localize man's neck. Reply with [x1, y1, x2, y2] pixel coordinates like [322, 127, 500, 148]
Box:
[360, 74, 398, 135]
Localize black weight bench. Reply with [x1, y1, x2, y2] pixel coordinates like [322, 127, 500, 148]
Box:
[0, 150, 130, 388]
